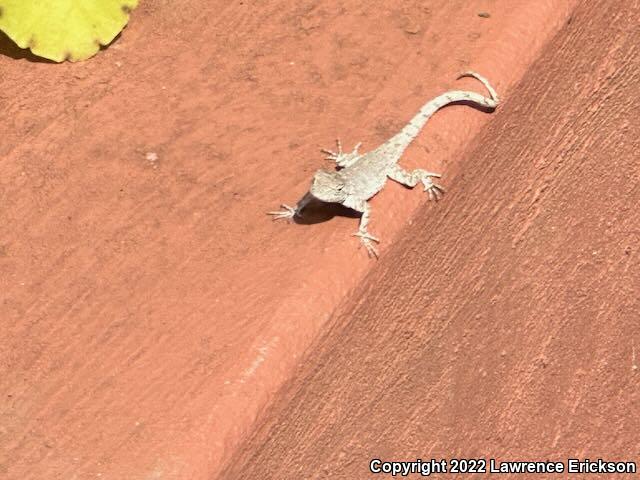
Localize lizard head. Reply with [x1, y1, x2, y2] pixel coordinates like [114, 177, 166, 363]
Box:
[309, 169, 347, 204]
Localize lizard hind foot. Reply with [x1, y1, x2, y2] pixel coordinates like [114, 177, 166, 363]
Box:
[422, 178, 446, 201]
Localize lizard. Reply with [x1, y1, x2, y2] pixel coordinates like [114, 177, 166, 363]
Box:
[268, 71, 499, 258]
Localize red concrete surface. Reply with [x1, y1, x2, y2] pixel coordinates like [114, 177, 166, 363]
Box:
[223, 1, 640, 478]
[0, 1, 591, 479]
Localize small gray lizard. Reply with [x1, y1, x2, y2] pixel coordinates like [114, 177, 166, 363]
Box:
[268, 71, 499, 257]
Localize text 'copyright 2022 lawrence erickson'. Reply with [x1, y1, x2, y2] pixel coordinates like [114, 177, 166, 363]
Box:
[369, 458, 637, 476]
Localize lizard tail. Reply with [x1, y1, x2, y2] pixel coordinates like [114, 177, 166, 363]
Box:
[393, 71, 499, 148]
[457, 71, 500, 106]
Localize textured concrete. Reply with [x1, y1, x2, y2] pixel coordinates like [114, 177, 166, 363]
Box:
[223, 1, 640, 478]
[0, 1, 589, 479]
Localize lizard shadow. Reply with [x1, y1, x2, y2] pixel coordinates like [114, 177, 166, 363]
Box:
[292, 198, 360, 225]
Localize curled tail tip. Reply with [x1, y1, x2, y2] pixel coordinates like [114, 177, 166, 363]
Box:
[457, 70, 500, 105]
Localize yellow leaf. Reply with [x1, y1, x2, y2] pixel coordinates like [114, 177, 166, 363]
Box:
[0, 0, 138, 62]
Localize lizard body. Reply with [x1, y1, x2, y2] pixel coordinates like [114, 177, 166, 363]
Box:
[269, 71, 499, 257]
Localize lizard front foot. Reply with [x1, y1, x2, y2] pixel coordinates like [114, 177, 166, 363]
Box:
[321, 139, 363, 168]
[267, 204, 297, 220]
[353, 230, 380, 258]
[422, 176, 446, 201]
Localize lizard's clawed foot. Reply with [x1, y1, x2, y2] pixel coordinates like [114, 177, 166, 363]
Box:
[422, 176, 446, 201]
[322, 139, 362, 168]
[267, 204, 297, 220]
[353, 230, 380, 258]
